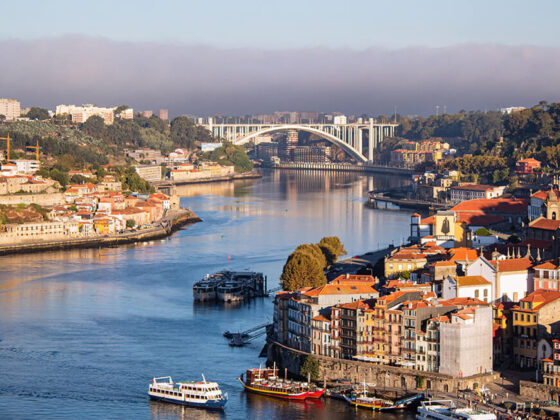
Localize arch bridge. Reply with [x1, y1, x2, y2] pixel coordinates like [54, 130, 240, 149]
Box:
[201, 120, 398, 163]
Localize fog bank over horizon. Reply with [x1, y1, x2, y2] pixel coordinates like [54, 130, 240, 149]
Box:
[1, 36, 559, 118]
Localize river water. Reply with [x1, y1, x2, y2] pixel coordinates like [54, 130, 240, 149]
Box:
[0, 169, 416, 420]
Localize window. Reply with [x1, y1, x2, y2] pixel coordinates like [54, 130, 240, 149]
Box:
[475, 289, 479, 298]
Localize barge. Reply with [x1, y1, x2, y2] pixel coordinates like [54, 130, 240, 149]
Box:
[193, 271, 267, 303]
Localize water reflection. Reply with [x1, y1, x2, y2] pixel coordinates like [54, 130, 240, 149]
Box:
[149, 400, 225, 420]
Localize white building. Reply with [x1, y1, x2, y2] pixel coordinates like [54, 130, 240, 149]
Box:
[449, 184, 506, 203]
[442, 276, 492, 303]
[55, 104, 122, 125]
[0, 98, 21, 121]
[439, 305, 493, 377]
[467, 256, 534, 302]
[13, 160, 40, 174]
[333, 115, 347, 125]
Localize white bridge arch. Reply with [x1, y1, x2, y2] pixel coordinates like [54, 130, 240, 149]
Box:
[234, 124, 366, 162]
[202, 121, 398, 162]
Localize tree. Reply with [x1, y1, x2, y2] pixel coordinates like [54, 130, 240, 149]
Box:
[126, 219, 136, 229]
[318, 236, 347, 265]
[295, 243, 327, 269]
[25, 107, 50, 120]
[280, 251, 326, 291]
[300, 356, 320, 380]
[49, 168, 69, 188]
[82, 115, 105, 137]
[475, 227, 491, 236]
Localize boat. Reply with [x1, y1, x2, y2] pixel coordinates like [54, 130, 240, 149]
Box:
[238, 366, 325, 400]
[192, 272, 227, 302]
[148, 375, 228, 410]
[343, 383, 398, 411]
[416, 400, 497, 420]
[216, 277, 245, 302]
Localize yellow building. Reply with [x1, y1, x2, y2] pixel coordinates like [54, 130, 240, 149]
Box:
[512, 290, 560, 368]
[384, 250, 428, 279]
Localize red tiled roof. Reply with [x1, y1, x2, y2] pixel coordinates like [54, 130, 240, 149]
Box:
[451, 198, 528, 213]
[529, 217, 560, 231]
[457, 212, 505, 226]
[534, 261, 558, 270]
[490, 258, 533, 272]
[518, 158, 541, 163]
[451, 184, 496, 192]
[457, 276, 491, 287]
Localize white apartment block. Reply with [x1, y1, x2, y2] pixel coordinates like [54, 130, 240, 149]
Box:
[0, 98, 21, 121]
[56, 104, 133, 125]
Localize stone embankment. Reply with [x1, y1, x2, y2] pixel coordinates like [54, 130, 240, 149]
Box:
[0, 208, 201, 256]
[267, 341, 497, 394]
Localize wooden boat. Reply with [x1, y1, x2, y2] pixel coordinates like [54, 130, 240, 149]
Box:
[238, 365, 325, 400]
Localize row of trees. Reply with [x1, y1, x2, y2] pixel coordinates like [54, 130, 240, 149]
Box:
[201, 141, 253, 173]
[280, 237, 346, 291]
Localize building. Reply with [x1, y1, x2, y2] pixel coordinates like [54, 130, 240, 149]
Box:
[442, 276, 492, 302]
[55, 104, 115, 125]
[467, 256, 534, 302]
[279, 130, 298, 161]
[256, 142, 279, 160]
[333, 115, 347, 125]
[158, 109, 169, 120]
[134, 165, 162, 182]
[516, 158, 541, 175]
[439, 305, 493, 377]
[292, 146, 328, 163]
[449, 184, 506, 203]
[0, 98, 21, 121]
[533, 261, 560, 291]
[512, 290, 560, 368]
[13, 159, 40, 174]
[542, 340, 560, 387]
[384, 251, 427, 279]
[0, 221, 80, 244]
[142, 110, 153, 118]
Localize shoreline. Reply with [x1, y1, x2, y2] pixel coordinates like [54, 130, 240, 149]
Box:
[152, 171, 261, 189]
[0, 208, 202, 256]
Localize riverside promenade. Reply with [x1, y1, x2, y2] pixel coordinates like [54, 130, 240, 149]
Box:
[0, 208, 201, 256]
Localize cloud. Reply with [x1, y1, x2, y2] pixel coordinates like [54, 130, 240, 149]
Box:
[1, 35, 559, 117]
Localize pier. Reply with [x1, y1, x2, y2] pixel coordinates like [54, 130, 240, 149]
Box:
[269, 162, 413, 176]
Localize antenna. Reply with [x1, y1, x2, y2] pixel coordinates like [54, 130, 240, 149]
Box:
[393, 105, 397, 123]
[435, 106, 439, 117]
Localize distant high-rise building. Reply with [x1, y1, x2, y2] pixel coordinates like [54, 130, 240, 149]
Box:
[0, 98, 21, 121]
[159, 109, 169, 120]
[55, 104, 131, 125]
[142, 110, 153, 118]
[333, 115, 347, 125]
[279, 130, 299, 162]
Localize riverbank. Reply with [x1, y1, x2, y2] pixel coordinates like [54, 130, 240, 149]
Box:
[0, 208, 202, 256]
[152, 171, 261, 189]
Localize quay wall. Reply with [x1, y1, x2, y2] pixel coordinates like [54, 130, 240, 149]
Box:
[520, 380, 560, 403]
[153, 172, 261, 191]
[0, 193, 65, 206]
[0, 208, 201, 256]
[268, 341, 497, 393]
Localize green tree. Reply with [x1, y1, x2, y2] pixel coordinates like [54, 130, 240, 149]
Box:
[280, 251, 326, 291]
[295, 243, 327, 269]
[49, 168, 69, 188]
[318, 236, 347, 265]
[82, 115, 105, 137]
[25, 107, 50, 120]
[400, 271, 411, 280]
[475, 227, 491, 236]
[300, 356, 320, 380]
[126, 219, 136, 229]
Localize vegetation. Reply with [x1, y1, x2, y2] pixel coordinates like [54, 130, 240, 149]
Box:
[201, 141, 253, 173]
[0, 204, 48, 224]
[300, 356, 320, 380]
[25, 107, 50, 120]
[281, 251, 326, 291]
[126, 219, 136, 229]
[317, 236, 347, 266]
[280, 236, 346, 291]
[120, 167, 154, 193]
[474, 227, 491, 236]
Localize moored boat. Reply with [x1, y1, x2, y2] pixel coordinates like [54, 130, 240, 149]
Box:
[416, 400, 497, 420]
[193, 272, 227, 302]
[148, 375, 228, 410]
[343, 383, 397, 411]
[238, 366, 325, 400]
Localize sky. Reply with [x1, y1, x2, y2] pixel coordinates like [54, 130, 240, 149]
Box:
[1, 0, 560, 116]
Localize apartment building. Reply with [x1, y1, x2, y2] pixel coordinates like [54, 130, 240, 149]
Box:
[0, 98, 21, 121]
[449, 184, 506, 203]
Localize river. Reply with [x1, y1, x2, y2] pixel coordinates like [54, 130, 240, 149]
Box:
[0, 169, 416, 419]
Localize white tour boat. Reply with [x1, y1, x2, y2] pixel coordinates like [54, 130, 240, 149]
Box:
[416, 400, 496, 420]
[148, 375, 228, 410]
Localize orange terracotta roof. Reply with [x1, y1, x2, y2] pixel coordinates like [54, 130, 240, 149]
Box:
[339, 300, 372, 310]
[518, 158, 540, 163]
[529, 217, 560, 231]
[457, 276, 491, 287]
[451, 184, 496, 192]
[490, 258, 533, 272]
[520, 290, 560, 309]
[451, 198, 528, 213]
[312, 314, 331, 322]
[448, 247, 479, 262]
[303, 283, 378, 297]
[457, 212, 505, 226]
[330, 274, 376, 284]
[534, 261, 558, 270]
[431, 315, 450, 323]
[439, 297, 488, 306]
[434, 260, 456, 267]
[421, 216, 434, 224]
